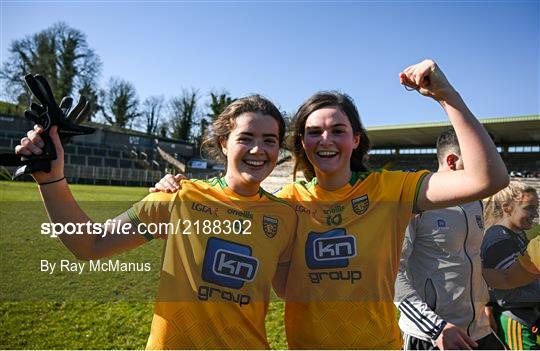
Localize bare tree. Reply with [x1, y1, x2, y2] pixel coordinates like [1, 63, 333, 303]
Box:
[197, 117, 209, 147]
[137, 96, 165, 135]
[0, 22, 101, 110]
[99, 77, 140, 128]
[191, 91, 235, 147]
[169, 89, 199, 141]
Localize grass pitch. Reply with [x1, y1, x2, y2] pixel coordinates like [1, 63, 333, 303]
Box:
[0, 181, 287, 349]
[1, 181, 538, 349]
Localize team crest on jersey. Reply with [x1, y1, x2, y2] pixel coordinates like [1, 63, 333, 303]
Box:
[475, 215, 484, 230]
[351, 194, 369, 215]
[262, 216, 278, 238]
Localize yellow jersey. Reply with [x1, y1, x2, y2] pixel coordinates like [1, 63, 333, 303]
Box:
[127, 177, 296, 349]
[519, 236, 540, 274]
[276, 169, 429, 349]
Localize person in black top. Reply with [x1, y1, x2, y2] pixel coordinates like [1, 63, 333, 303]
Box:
[481, 181, 539, 350]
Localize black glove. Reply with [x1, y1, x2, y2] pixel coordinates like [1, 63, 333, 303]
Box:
[23, 74, 94, 143]
[0, 74, 95, 179]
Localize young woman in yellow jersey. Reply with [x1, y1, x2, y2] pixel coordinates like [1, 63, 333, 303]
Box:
[276, 59, 509, 350]
[154, 59, 509, 349]
[15, 95, 297, 349]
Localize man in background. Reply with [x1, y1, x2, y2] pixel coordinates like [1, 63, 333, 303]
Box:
[395, 128, 504, 350]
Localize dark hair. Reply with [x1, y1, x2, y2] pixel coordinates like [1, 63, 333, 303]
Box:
[436, 127, 461, 165]
[202, 95, 285, 162]
[288, 91, 370, 180]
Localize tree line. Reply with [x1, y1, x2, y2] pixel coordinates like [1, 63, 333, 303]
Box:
[0, 22, 235, 145]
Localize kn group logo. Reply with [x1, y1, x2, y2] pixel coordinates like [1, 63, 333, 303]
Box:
[305, 228, 357, 269]
[202, 237, 259, 289]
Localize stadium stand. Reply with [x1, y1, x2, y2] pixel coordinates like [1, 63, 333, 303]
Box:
[0, 114, 219, 186]
[366, 115, 540, 175]
[1, 113, 538, 187]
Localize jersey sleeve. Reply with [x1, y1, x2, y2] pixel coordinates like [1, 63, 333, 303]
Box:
[481, 228, 522, 269]
[126, 191, 178, 239]
[406, 170, 430, 214]
[519, 236, 540, 274]
[379, 170, 430, 241]
[381, 169, 430, 214]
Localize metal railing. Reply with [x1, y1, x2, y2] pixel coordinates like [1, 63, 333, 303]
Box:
[64, 165, 163, 186]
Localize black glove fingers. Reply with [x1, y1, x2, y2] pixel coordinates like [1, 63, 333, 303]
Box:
[24, 74, 49, 107]
[75, 100, 91, 124]
[34, 75, 56, 104]
[0, 153, 25, 166]
[8, 73, 96, 180]
[34, 75, 65, 123]
[30, 102, 45, 115]
[67, 95, 87, 122]
[24, 110, 42, 125]
[59, 96, 73, 114]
